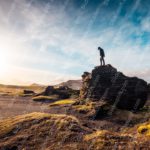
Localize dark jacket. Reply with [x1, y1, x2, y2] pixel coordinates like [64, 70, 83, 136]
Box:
[100, 49, 105, 57]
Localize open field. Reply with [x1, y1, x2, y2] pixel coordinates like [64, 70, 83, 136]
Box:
[0, 84, 45, 96]
[0, 95, 50, 120]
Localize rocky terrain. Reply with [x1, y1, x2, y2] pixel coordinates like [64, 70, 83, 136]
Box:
[0, 65, 150, 150]
[80, 64, 148, 110]
[55, 80, 82, 90]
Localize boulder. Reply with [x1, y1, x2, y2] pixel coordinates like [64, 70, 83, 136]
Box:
[23, 90, 35, 95]
[80, 65, 148, 111]
[44, 86, 54, 96]
[80, 72, 91, 100]
[43, 86, 71, 99]
[148, 84, 150, 93]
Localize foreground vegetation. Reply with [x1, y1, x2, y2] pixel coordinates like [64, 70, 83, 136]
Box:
[32, 95, 59, 102]
[0, 112, 149, 150]
[49, 99, 76, 106]
[0, 83, 149, 149]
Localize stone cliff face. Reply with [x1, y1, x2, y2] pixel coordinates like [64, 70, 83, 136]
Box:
[80, 64, 148, 110]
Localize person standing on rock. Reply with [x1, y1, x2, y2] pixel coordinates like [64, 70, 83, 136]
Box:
[98, 47, 105, 66]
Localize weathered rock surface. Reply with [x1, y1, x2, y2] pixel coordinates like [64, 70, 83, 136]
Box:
[23, 90, 35, 95]
[43, 85, 79, 99]
[44, 86, 55, 96]
[148, 84, 150, 93]
[44, 86, 70, 99]
[80, 64, 148, 110]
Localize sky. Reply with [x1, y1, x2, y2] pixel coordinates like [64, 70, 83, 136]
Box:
[0, 0, 150, 85]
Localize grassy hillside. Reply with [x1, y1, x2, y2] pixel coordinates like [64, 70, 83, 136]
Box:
[0, 112, 149, 150]
[0, 112, 88, 150]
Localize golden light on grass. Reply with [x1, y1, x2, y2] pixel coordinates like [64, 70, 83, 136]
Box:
[49, 99, 76, 106]
[84, 130, 108, 141]
[74, 105, 92, 113]
[138, 123, 150, 136]
[0, 112, 80, 138]
[32, 95, 59, 102]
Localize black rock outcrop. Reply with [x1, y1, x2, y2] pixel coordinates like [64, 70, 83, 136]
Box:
[44, 86, 70, 99]
[23, 90, 35, 95]
[80, 65, 148, 110]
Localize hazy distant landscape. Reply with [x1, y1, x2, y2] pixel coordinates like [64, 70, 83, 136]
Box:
[0, 80, 81, 119]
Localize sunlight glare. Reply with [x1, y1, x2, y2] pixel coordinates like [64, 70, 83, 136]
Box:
[0, 45, 11, 75]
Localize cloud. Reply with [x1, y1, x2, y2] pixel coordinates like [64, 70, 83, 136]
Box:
[0, 65, 80, 85]
[0, 0, 149, 85]
[126, 69, 150, 82]
[141, 17, 150, 32]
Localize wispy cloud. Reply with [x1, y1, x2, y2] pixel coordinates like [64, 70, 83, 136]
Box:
[0, 0, 149, 85]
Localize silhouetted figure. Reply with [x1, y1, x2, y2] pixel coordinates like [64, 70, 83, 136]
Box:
[98, 47, 105, 66]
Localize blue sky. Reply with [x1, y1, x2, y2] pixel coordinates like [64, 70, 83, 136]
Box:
[0, 0, 150, 85]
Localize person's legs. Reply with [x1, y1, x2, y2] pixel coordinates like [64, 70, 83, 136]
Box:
[103, 57, 105, 66]
[100, 57, 102, 66]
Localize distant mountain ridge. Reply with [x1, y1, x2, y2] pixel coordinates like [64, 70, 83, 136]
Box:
[56, 80, 82, 90]
[30, 83, 45, 87]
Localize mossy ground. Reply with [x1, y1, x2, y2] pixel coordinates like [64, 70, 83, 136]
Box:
[0, 92, 149, 149]
[32, 95, 59, 102]
[138, 122, 150, 136]
[49, 99, 76, 106]
[0, 112, 51, 138]
[0, 111, 150, 150]
[0, 112, 87, 150]
[84, 130, 137, 150]
[73, 102, 94, 113]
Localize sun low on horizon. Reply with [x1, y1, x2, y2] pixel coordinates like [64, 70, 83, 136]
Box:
[0, 0, 150, 85]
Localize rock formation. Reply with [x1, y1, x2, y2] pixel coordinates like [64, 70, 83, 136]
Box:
[80, 64, 148, 110]
[44, 86, 55, 96]
[148, 84, 150, 93]
[42, 85, 79, 99]
[23, 90, 35, 95]
[44, 86, 71, 99]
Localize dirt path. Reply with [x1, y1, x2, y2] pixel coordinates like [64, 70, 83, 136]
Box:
[0, 95, 50, 120]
